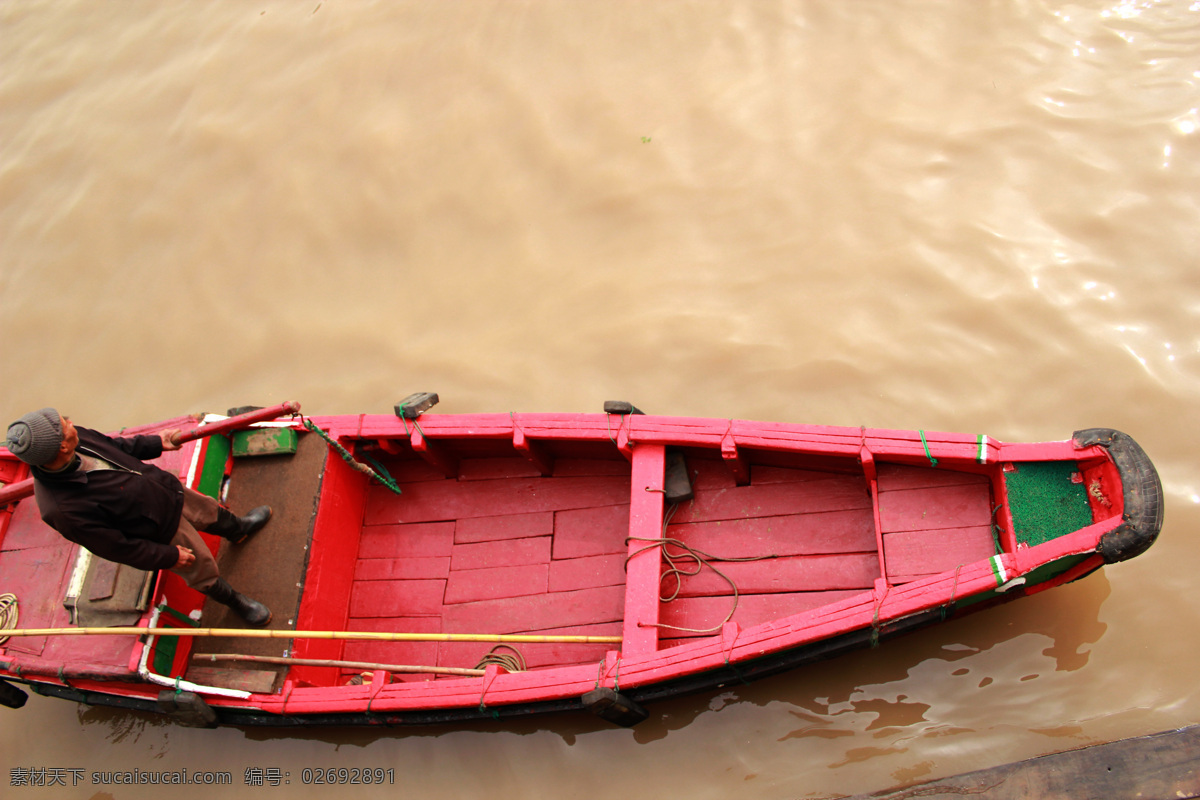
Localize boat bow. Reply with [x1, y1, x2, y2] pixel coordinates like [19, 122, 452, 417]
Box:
[1074, 429, 1164, 563]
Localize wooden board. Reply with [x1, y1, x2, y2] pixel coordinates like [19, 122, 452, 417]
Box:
[186, 666, 279, 694]
[450, 536, 552, 571]
[443, 563, 549, 604]
[884, 525, 998, 580]
[441, 585, 625, 635]
[363, 474, 630, 525]
[875, 462, 990, 491]
[843, 725, 1200, 800]
[552, 504, 631, 559]
[353, 556, 450, 581]
[455, 512, 555, 544]
[456, 457, 545, 482]
[547, 553, 626, 593]
[669, 509, 877, 558]
[671, 473, 871, 525]
[659, 590, 865, 639]
[358, 522, 455, 559]
[666, 553, 879, 597]
[877, 482, 993, 533]
[622, 444, 666, 655]
[877, 464, 997, 582]
[349, 579, 446, 618]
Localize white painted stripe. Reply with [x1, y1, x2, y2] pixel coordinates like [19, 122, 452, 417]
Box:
[991, 554, 1008, 586]
[184, 435, 205, 488]
[64, 549, 93, 612]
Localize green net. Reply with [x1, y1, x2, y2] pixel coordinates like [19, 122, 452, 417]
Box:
[1005, 461, 1094, 547]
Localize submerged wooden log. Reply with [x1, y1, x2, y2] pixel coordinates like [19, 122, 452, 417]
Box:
[844, 725, 1200, 800]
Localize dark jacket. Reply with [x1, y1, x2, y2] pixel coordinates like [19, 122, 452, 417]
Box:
[32, 427, 185, 571]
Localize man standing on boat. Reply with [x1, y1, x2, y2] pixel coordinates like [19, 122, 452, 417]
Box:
[5, 408, 274, 627]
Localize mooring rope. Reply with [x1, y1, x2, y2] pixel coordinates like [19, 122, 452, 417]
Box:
[941, 564, 965, 622]
[605, 412, 620, 448]
[918, 429, 939, 467]
[396, 402, 427, 439]
[990, 504, 1005, 555]
[869, 582, 892, 649]
[299, 416, 402, 495]
[594, 656, 622, 693]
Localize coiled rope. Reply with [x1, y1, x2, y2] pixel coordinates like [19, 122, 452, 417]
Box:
[626, 505, 779, 635]
[0, 593, 17, 646]
[474, 645, 526, 673]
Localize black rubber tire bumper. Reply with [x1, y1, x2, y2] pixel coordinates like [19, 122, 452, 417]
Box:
[1074, 429, 1165, 563]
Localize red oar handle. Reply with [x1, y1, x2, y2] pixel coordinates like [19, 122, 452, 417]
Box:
[173, 401, 301, 444]
[0, 480, 31, 506]
[0, 402, 301, 506]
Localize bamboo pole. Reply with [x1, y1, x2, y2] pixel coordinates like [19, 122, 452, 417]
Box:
[194, 653, 486, 677]
[1, 627, 622, 644]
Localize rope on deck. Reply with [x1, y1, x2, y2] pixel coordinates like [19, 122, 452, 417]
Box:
[474, 645, 526, 673]
[626, 505, 779, 635]
[299, 416, 402, 495]
[0, 594, 17, 645]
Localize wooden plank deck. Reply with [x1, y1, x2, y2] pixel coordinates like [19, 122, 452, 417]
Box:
[313, 445, 1008, 683]
[342, 455, 632, 680]
[340, 449, 889, 675]
[877, 463, 997, 583]
[655, 458, 879, 643]
[188, 429, 328, 689]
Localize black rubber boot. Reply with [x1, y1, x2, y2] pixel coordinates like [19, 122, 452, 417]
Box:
[202, 578, 272, 627]
[210, 506, 272, 545]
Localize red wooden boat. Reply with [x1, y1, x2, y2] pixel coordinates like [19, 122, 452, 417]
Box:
[0, 397, 1163, 727]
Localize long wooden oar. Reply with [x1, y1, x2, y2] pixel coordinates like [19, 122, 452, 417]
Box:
[1, 627, 622, 644]
[0, 402, 301, 506]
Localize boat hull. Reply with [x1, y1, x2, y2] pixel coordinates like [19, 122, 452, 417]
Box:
[0, 408, 1163, 727]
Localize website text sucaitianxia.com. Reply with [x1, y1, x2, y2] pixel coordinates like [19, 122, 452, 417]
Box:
[10, 766, 396, 787]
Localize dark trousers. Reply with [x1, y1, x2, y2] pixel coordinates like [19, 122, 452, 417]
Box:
[167, 488, 222, 591]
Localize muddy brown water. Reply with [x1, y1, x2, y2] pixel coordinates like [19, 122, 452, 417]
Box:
[2, 2, 1198, 798]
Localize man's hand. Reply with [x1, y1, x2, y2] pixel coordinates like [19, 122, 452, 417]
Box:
[174, 545, 196, 569]
[160, 429, 183, 451]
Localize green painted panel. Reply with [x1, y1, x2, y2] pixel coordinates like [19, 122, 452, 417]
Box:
[196, 435, 231, 500]
[232, 428, 298, 457]
[150, 604, 199, 675]
[1006, 461, 1094, 548]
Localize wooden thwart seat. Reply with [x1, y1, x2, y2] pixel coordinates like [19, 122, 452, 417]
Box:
[621, 445, 666, 655]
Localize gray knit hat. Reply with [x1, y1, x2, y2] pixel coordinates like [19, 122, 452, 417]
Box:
[6, 408, 64, 466]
